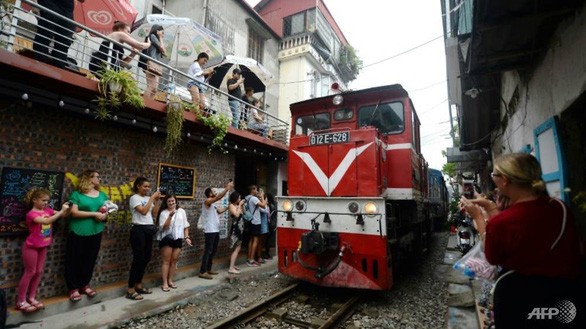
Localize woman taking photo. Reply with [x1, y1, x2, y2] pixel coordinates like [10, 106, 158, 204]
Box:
[65, 170, 109, 302]
[156, 194, 191, 291]
[140, 24, 167, 97]
[227, 191, 245, 274]
[127, 177, 161, 300]
[461, 153, 582, 328]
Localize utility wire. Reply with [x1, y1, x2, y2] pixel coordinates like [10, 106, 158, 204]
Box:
[361, 35, 443, 69]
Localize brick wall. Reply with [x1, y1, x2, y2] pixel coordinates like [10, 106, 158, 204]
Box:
[0, 102, 235, 303]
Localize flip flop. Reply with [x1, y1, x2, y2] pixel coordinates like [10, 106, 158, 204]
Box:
[16, 301, 37, 313]
[168, 283, 177, 289]
[161, 286, 170, 292]
[69, 289, 82, 302]
[228, 269, 241, 274]
[27, 299, 45, 309]
[79, 286, 97, 297]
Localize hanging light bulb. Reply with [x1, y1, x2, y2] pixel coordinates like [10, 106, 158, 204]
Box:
[132, 118, 137, 124]
[187, 131, 191, 138]
[153, 126, 158, 133]
[84, 108, 90, 114]
[234, 145, 238, 150]
[21, 93, 29, 101]
[58, 100, 65, 107]
[113, 115, 118, 121]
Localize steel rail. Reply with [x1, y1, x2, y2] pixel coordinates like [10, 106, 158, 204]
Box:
[207, 283, 299, 329]
[318, 295, 361, 329]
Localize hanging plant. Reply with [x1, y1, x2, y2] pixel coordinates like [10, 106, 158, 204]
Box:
[197, 111, 231, 154]
[164, 100, 184, 156]
[94, 67, 144, 120]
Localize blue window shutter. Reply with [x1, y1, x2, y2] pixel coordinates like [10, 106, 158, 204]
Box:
[534, 116, 568, 202]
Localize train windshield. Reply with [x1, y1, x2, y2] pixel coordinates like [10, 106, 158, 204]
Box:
[294, 113, 331, 135]
[358, 101, 404, 134]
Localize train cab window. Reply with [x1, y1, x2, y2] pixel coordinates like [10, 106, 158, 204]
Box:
[334, 108, 353, 121]
[294, 113, 331, 135]
[357, 101, 404, 134]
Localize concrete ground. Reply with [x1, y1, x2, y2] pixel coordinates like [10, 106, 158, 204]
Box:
[7, 234, 482, 329]
[6, 254, 276, 329]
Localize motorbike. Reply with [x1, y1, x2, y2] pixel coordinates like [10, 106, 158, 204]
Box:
[456, 214, 476, 254]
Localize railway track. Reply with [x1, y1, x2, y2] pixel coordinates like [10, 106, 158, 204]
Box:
[208, 283, 361, 329]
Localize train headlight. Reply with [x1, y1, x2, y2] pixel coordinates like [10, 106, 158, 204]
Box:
[282, 200, 293, 212]
[333, 95, 344, 105]
[295, 200, 306, 211]
[348, 202, 360, 213]
[364, 202, 378, 215]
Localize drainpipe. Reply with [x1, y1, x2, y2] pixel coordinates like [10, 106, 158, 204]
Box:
[203, 0, 209, 26]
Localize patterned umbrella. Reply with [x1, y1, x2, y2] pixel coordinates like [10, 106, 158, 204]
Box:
[131, 14, 224, 68]
[74, 0, 138, 35]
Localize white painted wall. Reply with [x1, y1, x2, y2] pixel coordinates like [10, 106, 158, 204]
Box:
[494, 4, 586, 157]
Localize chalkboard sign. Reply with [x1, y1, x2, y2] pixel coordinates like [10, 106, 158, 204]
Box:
[157, 163, 196, 199]
[0, 167, 65, 236]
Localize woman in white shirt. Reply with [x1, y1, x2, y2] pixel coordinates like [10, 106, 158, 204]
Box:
[127, 177, 162, 300]
[156, 195, 191, 291]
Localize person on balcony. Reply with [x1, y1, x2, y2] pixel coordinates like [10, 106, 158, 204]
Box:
[187, 52, 215, 112]
[227, 68, 244, 128]
[139, 25, 167, 97]
[32, 0, 85, 68]
[248, 98, 272, 138]
[89, 21, 151, 75]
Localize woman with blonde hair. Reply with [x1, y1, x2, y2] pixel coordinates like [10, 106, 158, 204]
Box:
[461, 153, 582, 328]
[64, 170, 109, 301]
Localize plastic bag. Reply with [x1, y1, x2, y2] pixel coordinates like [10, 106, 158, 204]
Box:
[453, 241, 497, 280]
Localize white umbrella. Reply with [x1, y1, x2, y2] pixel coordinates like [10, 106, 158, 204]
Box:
[131, 14, 224, 68]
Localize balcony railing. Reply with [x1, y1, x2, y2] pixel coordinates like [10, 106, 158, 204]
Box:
[0, 0, 289, 144]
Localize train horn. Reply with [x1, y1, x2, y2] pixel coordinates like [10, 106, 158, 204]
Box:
[331, 82, 344, 93]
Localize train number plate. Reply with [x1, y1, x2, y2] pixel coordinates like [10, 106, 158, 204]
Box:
[310, 131, 350, 145]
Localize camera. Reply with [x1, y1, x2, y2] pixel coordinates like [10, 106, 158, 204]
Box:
[159, 187, 168, 195]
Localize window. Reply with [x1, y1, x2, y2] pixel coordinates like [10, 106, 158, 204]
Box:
[248, 27, 264, 62]
[334, 108, 353, 121]
[294, 113, 331, 135]
[283, 9, 316, 37]
[358, 101, 404, 134]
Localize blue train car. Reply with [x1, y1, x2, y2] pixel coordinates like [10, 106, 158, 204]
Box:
[428, 168, 449, 230]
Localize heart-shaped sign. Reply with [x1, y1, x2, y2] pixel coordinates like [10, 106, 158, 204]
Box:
[87, 10, 113, 26]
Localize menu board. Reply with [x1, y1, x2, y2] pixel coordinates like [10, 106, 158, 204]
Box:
[156, 163, 196, 199]
[0, 167, 65, 236]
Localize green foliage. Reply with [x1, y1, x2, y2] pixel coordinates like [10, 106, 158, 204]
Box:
[94, 67, 144, 120]
[339, 45, 363, 77]
[198, 112, 231, 154]
[441, 162, 456, 178]
[164, 103, 184, 156]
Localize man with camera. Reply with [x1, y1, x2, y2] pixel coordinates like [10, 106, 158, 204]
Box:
[198, 180, 233, 279]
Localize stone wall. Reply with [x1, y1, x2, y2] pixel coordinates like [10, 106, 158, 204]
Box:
[0, 102, 234, 303]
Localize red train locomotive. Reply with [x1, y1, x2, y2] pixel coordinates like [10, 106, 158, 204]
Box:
[277, 84, 430, 290]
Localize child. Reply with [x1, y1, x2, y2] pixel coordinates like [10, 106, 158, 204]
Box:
[16, 188, 70, 313]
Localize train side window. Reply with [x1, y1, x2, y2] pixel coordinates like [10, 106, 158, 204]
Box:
[334, 108, 353, 121]
[357, 101, 404, 134]
[294, 113, 331, 135]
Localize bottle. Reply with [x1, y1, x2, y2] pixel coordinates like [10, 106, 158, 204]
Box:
[453, 262, 475, 278]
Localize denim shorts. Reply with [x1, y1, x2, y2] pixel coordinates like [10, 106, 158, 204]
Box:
[187, 80, 208, 93]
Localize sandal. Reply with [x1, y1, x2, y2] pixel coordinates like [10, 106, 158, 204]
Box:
[228, 269, 241, 274]
[135, 287, 152, 294]
[168, 283, 177, 289]
[16, 301, 37, 313]
[125, 291, 143, 300]
[161, 286, 170, 292]
[79, 286, 97, 297]
[69, 289, 82, 302]
[27, 298, 44, 309]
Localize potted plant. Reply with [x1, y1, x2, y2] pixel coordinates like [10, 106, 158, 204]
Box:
[94, 67, 144, 120]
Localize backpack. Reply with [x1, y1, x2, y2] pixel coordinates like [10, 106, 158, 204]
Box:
[242, 197, 258, 222]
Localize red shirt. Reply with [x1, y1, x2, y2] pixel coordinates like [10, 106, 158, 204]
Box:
[485, 196, 581, 279]
[25, 208, 55, 248]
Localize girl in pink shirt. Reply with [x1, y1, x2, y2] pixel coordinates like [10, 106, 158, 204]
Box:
[16, 188, 69, 313]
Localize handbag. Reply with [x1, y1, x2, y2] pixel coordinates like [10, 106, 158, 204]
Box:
[197, 213, 205, 230]
[147, 60, 162, 76]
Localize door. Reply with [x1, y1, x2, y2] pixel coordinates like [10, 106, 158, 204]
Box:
[534, 116, 567, 201]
